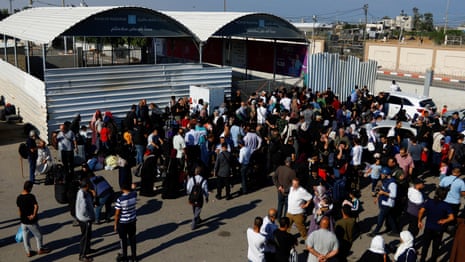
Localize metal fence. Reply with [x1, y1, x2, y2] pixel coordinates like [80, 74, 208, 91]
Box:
[45, 63, 232, 137]
[83, 48, 142, 66]
[307, 53, 378, 100]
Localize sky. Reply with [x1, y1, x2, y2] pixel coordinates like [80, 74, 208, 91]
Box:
[4, 0, 465, 27]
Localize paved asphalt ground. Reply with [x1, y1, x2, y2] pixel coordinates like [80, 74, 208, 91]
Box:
[0, 122, 460, 262]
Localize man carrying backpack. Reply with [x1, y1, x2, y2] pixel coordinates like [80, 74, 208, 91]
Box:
[187, 166, 209, 230]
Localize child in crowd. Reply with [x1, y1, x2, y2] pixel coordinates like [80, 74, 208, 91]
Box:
[343, 189, 361, 218]
[365, 154, 382, 197]
[439, 159, 448, 181]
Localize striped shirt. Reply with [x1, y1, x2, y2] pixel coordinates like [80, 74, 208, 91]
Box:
[115, 191, 137, 224]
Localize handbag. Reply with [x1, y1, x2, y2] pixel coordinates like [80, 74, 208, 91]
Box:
[15, 226, 23, 243]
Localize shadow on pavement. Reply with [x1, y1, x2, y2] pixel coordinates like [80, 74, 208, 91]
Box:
[357, 215, 378, 235]
[0, 122, 26, 146]
[31, 223, 113, 261]
[0, 219, 20, 230]
[137, 199, 262, 260]
[39, 206, 69, 220]
[138, 222, 180, 243]
[137, 199, 163, 217]
[0, 234, 16, 248]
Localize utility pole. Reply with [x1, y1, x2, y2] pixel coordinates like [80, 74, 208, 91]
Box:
[363, 4, 368, 41]
[62, 0, 65, 7]
[444, 0, 450, 34]
[223, 0, 226, 12]
[9, 0, 13, 14]
[312, 15, 317, 54]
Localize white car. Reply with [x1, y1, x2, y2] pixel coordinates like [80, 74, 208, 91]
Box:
[385, 92, 437, 120]
[360, 120, 417, 151]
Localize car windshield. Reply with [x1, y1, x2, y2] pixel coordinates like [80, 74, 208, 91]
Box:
[419, 99, 436, 108]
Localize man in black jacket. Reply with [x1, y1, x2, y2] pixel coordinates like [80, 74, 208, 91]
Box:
[214, 143, 232, 200]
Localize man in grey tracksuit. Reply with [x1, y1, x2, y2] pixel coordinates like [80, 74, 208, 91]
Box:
[76, 181, 95, 262]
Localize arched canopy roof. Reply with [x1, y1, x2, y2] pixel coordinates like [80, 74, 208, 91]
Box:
[162, 11, 307, 43]
[0, 6, 195, 44]
[0, 7, 307, 45]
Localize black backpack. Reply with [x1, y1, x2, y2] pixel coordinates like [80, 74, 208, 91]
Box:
[188, 177, 204, 206]
[18, 143, 29, 159]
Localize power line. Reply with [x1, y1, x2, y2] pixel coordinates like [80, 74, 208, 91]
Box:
[34, 0, 60, 6]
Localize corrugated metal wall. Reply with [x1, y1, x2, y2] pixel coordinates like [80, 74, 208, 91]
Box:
[45, 63, 232, 137]
[0, 59, 48, 138]
[308, 53, 377, 100]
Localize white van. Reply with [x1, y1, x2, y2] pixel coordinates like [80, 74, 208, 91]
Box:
[385, 92, 437, 120]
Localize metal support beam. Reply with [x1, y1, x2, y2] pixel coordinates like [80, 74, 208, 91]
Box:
[3, 34, 7, 62]
[42, 44, 47, 77]
[72, 36, 76, 67]
[199, 42, 203, 64]
[153, 38, 157, 64]
[83, 36, 87, 67]
[363, 4, 368, 41]
[13, 37, 17, 66]
[272, 39, 276, 82]
[26, 41, 30, 73]
[245, 37, 248, 79]
[64, 36, 67, 55]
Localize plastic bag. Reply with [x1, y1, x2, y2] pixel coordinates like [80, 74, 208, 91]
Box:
[15, 226, 23, 243]
[105, 155, 118, 170]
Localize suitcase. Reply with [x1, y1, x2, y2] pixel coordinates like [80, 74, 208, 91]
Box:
[54, 183, 68, 204]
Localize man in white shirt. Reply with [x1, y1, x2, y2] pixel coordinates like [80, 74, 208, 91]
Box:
[243, 125, 262, 153]
[247, 216, 266, 262]
[259, 91, 267, 105]
[256, 99, 268, 126]
[350, 138, 363, 190]
[279, 93, 291, 112]
[390, 80, 401, 91]
[286, 177, 312, 240]
[172, 128, 186, 167]
[238, 140, 251, 195]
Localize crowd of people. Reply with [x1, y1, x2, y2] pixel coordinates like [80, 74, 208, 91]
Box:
[18, 84, 465, 261]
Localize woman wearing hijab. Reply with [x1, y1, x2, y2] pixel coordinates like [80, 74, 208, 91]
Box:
[394, 231, 416, 262]
[307, 185, 334, 234]
[357, 235, 391, 262]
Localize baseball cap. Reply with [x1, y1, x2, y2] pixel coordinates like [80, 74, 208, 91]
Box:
[381, 167, 391, 175]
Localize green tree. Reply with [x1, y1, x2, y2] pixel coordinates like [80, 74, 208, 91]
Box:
[412, 7, 422, 31]
[421, 13, 434, 32]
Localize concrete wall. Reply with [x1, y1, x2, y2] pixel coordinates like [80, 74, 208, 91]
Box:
[435, 50, 465, 76]
[367, 43, 465, 79]
[398, 48, 433, 73]
[375, 79, 464, 110]
[367, 44, 397, 70]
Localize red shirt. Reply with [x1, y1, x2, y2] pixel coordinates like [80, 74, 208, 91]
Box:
[100, 127, 110, 142]
[441, 143, 450, 161]
[332, 99, 341, 110]
[181, 118, 190, 129]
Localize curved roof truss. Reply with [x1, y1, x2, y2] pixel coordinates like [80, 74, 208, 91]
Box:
[0, 7, 307, 45]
